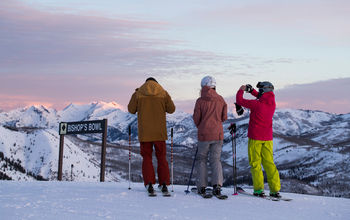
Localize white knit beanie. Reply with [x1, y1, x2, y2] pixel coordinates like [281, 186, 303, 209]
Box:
[200, 75, 216, 88]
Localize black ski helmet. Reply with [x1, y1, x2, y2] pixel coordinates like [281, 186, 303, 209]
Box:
[256, 81, 274, 98]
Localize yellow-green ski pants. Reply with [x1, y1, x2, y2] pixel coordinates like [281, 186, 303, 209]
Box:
[248, 138, 281, 193]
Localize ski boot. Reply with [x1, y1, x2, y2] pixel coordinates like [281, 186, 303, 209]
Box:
[212, 185, 228, 200]
[159, 183, 171, 197]
[198, 187, 206, 195]
[253, 189, 266, 198]
[198, 187, 212, 198]
[146, 183, 156, 197]
[269, 192, 281, 199]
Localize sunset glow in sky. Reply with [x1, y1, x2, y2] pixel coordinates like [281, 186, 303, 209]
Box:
[1, 0, 349, 113]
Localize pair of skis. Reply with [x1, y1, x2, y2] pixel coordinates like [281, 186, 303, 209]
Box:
[191, 187, 291, 201]
[148, 191, 171, 197]
[190, 187, 228, 200]
[236, 187, 292, 201]
[148, 186, 171, 197]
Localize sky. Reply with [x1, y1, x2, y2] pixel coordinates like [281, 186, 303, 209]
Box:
[0, 0, 349, 114]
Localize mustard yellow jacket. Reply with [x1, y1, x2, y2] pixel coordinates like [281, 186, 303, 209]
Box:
[128, 80, 175, 142]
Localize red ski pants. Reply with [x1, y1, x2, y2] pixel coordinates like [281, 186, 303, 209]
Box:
[140, 141, 170, 186]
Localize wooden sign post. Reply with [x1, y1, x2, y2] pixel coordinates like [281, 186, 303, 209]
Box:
[58, 119, 108, 182]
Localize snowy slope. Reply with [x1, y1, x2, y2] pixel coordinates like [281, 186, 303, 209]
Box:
[0, 126, 115, 182]
[0, 181, 349, 220]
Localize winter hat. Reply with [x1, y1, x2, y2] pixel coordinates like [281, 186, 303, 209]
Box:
[146, 77, 158, 83]
[201, 75, 216, 88]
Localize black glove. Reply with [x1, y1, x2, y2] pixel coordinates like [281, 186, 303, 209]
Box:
[235, 103, 244, 116]
[245, 84, 253, 93]
[228, 123, 236, 134]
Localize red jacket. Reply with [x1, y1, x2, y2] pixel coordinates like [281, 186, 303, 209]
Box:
[193, 86, 227, 141]
[236, 89, 275, 141]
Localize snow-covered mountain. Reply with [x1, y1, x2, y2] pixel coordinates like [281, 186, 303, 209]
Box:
[0, 101, 349, 198]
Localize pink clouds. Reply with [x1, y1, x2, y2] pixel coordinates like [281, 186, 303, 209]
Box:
[0, 94, 56, 110]
[0, 0, 230, 111]
[0, 0, 230, 71]
[275, 78, 350, 114]
[0, 0, 176, 70]
[1, 1, 349, 115]
[0, 73, 140, 111]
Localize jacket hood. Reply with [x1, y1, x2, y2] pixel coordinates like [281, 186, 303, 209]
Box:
[259, 91, 275, 105]
[138, 80, 165, 97]
[201, 86, 220, 101]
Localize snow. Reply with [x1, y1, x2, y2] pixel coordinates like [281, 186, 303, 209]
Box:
[0, 126, 112, 181]
[59, 103, 99, 122]
[273, 108, 334, 136]
[0, 181, 349, 220]
[0, 105, 58, 128]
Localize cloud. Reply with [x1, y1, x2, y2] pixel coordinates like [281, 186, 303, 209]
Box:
[0, 73, 138, 111]
[198, 0, 350, 44]
[0, 0, 170, 68]
[275, 78, 350, 114]
[0, 94, 56, 110]
[0, 0, 237, 110]
[1, 0, 347, 115]
[1, 0, 258, 73]
[0, 0, 305, 74]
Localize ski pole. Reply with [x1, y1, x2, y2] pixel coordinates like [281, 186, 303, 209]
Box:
[128, 125, 131, 190]
[171, 128, 174, 192]
[229, 123, 238, 195]
[185, 145, 199, 194]
[233, 130, 238, 195]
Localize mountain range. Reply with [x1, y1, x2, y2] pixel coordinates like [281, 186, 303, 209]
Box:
[0, 101, 349, 198]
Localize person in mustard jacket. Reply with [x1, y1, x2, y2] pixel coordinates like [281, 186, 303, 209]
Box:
[128, 77, 175, 195]
[236, 81, 281, 198]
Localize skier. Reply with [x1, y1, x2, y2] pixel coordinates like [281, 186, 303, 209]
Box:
[235, 82, 281, 198]
[128, 77, 176, 196]
[193, 75, 228, 198]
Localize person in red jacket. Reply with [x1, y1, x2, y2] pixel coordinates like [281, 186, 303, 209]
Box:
[236, 82, 281, 198]
[193, 75, 227, 197]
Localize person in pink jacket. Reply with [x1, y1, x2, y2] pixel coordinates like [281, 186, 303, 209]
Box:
[236, 82, 281, 198]
[193, 76, 227, 197]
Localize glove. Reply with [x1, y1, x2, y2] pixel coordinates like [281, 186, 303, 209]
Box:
[227, 123, 236, 134]
[245, 84, 253, 93]
[235, 103, 244, 116]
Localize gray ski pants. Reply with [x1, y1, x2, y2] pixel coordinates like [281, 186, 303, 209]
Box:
[196, 140, 224, 188]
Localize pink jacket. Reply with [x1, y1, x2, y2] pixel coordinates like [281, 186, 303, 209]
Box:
[236, 89, 275, 141]
[193, 86, 227, 141]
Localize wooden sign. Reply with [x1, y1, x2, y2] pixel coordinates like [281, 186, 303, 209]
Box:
[58, 119, 107, 182]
